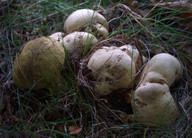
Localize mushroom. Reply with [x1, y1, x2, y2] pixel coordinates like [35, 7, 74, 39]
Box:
[131, 53, 182, 125]
[119, 45, 142, 70]
[90, 23, 109, 38]
[49, 32, 64, 43]
[63, 31, 98, 58]
[139, 53, 182, 87]
[87, 46, 136, 96]
[63, 9, 109, 38]
[12, 37, 65, 90]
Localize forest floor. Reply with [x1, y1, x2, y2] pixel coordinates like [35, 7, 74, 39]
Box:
[0, 0, 192, 137]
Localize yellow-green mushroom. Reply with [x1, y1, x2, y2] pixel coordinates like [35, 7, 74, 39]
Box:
[12, 37, 65, 90]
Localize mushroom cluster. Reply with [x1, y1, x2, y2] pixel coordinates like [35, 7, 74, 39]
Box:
[12, 9, 107, 90]
[12, 8, 182, 126]
[62, 9, 109, 58]
[49, 9, 109, 59]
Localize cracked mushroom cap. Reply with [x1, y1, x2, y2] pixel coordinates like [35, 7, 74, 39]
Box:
[132, 82, 179, 125]
[64, 9, 109, 35]
[12, 37, 65, 90]
[87, 46, 136, 96]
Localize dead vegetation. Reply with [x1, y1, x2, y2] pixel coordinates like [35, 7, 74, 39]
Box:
[0, 0, 192, 137]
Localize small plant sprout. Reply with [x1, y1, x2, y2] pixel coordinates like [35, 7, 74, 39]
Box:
[132, 53, 182, 125]
[12, 37, 65, 90]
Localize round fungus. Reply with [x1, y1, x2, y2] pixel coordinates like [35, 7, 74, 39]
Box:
[87, 46, 136, 96]
[132, 53, 182, 125]
[63, 31, 98, 58]
[64, 9, 109, 38]
[12, 37, 65, 90]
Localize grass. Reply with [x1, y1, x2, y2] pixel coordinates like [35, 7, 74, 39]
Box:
[0, 0, 192, 137]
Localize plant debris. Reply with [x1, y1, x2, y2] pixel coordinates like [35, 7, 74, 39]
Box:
[0, 0, 192, 137]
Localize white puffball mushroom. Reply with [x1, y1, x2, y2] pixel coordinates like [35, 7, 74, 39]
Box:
[63, 31, 98, 58]
[119, 45, 141, 69]
[133, 83, 179, 125]
[87, 46, 136, 96]
[92, 23, 109, 38]
[132, 53, 182, 125]
[49, 32, 64, 43]
[64, 9, 109, 37]
[139, 53, 182, 86]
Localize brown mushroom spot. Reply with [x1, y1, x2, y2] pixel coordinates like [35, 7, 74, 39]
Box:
[121, 48, 127, 51]
[78, 35, 83, 39]
[134, 99, 147, 108]
[117, 55, 123, 62]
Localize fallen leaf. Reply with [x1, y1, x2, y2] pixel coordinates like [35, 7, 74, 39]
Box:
[150, 0, 159, 3]
[56, 125, 64, 132]
[69, 125, 82, 135]
[155, 1, 192, 21]
[118, 89, 132, 103]
[120, 113, 134, 122]
[112, 134, 116, 138]
[97, 103, 106, 110]
[0, 0, 7, 3]
[179, 42, 192, 56]
[123, 0, 138, 9]
[120, 113, 127, 120]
